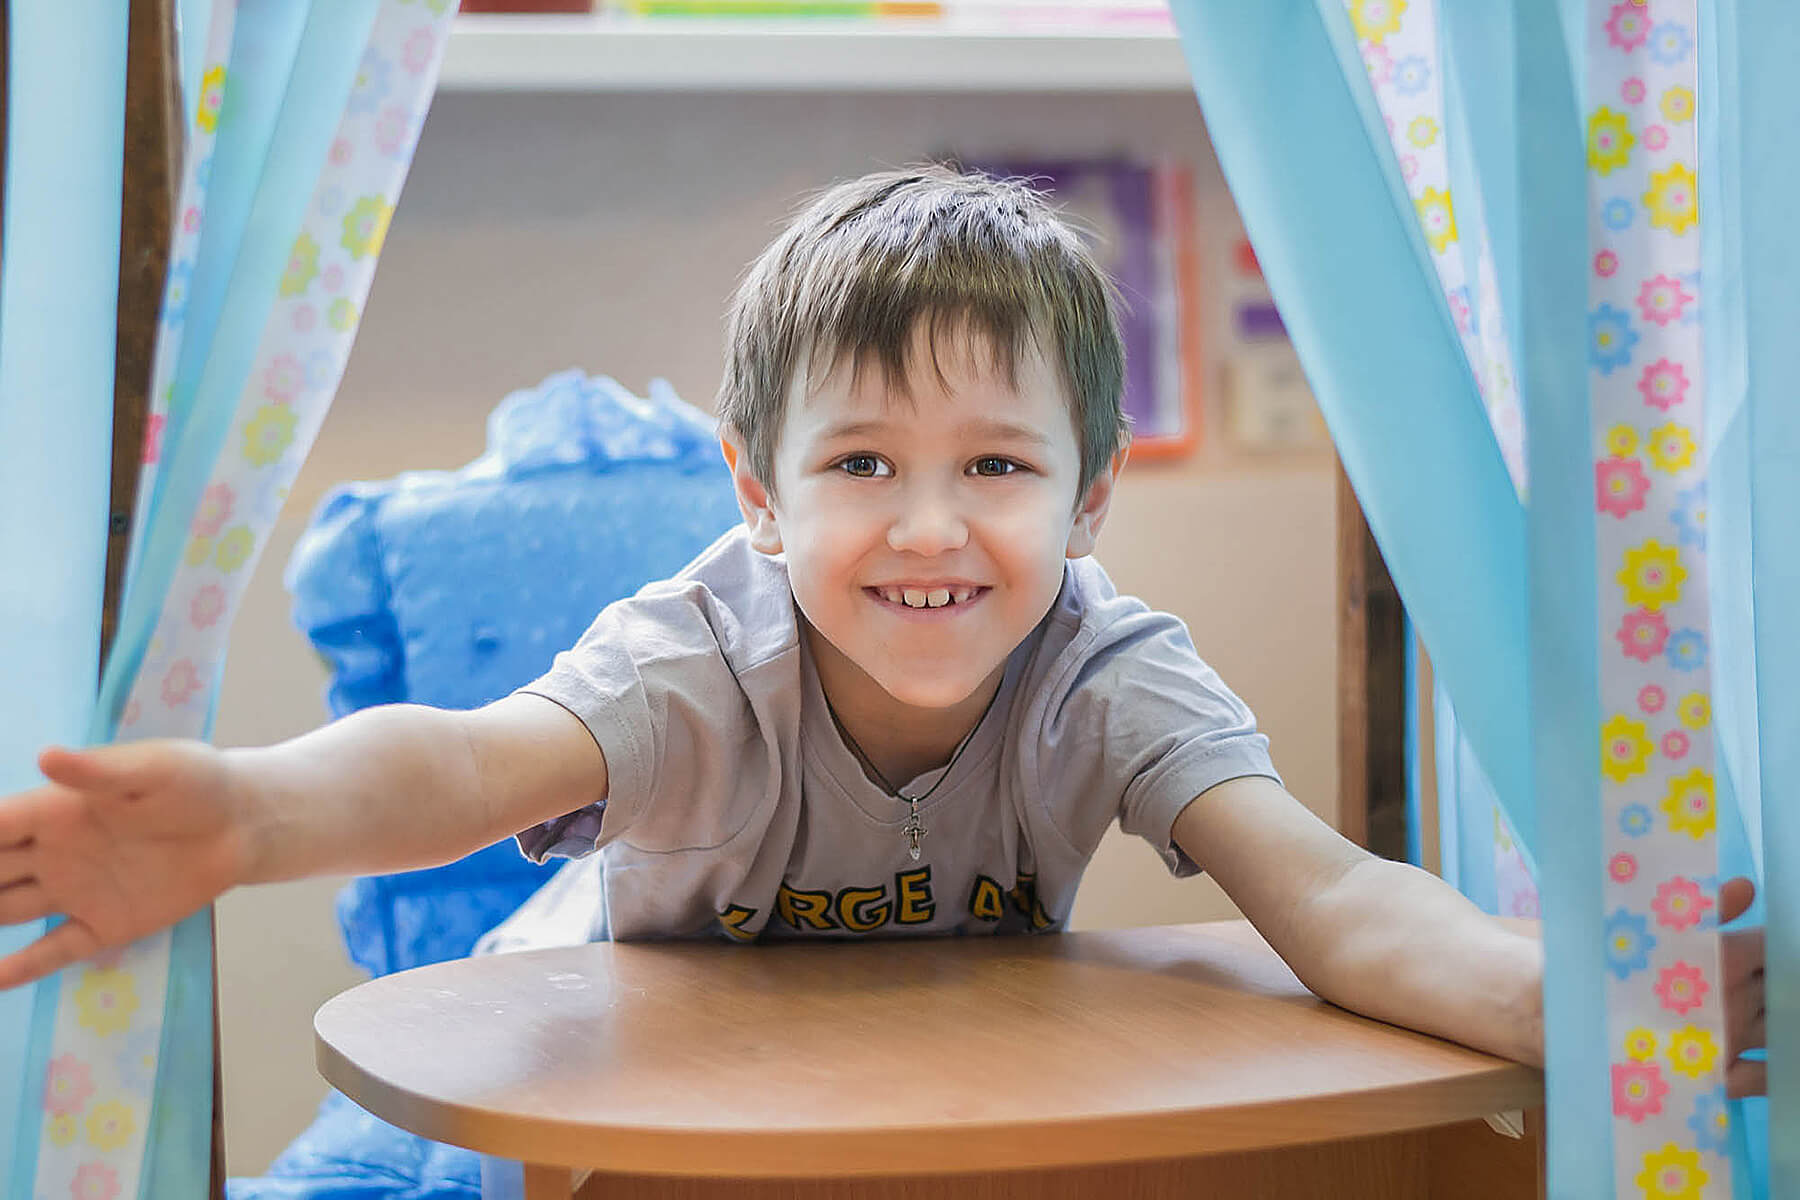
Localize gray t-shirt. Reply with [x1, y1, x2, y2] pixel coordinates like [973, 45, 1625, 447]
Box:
[487, 525, 1280, 947]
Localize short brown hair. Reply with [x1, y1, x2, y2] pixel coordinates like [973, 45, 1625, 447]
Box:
[716, 165, 1130, 500]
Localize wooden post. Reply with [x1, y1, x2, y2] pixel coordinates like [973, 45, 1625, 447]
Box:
[1336, 459, 1409, 861]
[113, 1, 224, 1194]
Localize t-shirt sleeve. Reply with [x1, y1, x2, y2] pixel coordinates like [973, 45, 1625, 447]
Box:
[509, 580, 762, 864]
[1037, 603, 1282, 877]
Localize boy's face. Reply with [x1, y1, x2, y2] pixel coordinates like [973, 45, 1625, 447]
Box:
[725, 324, 1120, 719]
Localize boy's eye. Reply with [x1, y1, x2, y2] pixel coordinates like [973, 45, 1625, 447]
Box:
[972, 457, 1020, 477]
[836, 454, 890, 478]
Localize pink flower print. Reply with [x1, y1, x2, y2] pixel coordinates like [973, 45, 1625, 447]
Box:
[1637, 275, 1693, 326]
[1637, 358, 1690, 410]
[1621, 76, 1647, 104]
[1400, 154, 1419, 181]
[404, 27, 438, 73]
[183, 205, 201, 234]
[293, 304, 317, 333]
[1609, 853, 1638, 883]
[43, 1054, 95, 1117]
[1595, 249, 1619, 277]
[1644, 124, 1669, 152]
[1617, 608, 1669, 661]
[1597, 456, 1651, 518]
[1362, 41, 1393, 87]
[330, 137, 354, 167]
[1607, 6, 1650, 53]
[375, 105, 413, 158]
[142, 413, 165, 465]
[322, 264, 346, 294]
[1611, 1060, 1668, 1122]
[1639, 684, 1666, 714]
[1662, 729, 1691, 759]
[161, 658, 203, 707]
[71, 1162, 120, 1200]
[264, 353, 305, 403]
[189, 584, 227, 630]
[1652, 876, 1713, 931]
[192, 483, 235, 539]
[1654, 961, 1709, 1016]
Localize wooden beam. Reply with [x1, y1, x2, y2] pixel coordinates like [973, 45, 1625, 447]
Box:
[1336, 459, 1409, 861]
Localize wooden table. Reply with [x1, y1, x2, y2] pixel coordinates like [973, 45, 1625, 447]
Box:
[314, 920, 1544, 1199]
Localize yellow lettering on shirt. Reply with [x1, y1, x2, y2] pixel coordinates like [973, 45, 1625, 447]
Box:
[968, 875, 1006, 922]
[895, 866, 935, 925]
[836, 886, 891, 933]
[716, 904, 758, 942]
[776, 883, 837, 931]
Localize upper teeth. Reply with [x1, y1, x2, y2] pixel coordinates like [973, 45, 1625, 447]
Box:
[884, 587, 974, 608]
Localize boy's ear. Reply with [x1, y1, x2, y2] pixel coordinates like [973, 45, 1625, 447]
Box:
[719, 431, 784, 555]
[1065, 446, 1129, 559]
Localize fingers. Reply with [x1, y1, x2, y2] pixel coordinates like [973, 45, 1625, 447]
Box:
[0, 844, 30, 889]
[36, 742, 177, 796]
[1719, 876, 1757, 926]
[1727, 1057, 1767, 1100]
[0, 881, 50, 927]
[0, 920, 97, 993]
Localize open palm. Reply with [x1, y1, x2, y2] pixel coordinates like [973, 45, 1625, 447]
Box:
[0, 740, 248, 990]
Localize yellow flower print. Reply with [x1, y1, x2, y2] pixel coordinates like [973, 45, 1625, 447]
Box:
[1636, 1143, 1707, 1200]
[1415, 187, 1458, 254]
[1407, 115, 1438, 148]
[1624, 1027, 1657, 1062]
[1647, 423, 1698, 474]
[185, 535, 214, 568]
[281, 232, 320, 298]
[342, 196, 395, 261]
[1601, 713, 1655, 783]
[1661, 85, 1695, 124]
[1662, 768, 1716, 839]
[1666, 1025, 1719, 1079]
[47, 1114, 78, 1147]
[197, 65, 227, 134]
[1678, 691, 1711, 729]
[1348, 0, 1406, 44]
[328, 297, 359, 333]
[214, 525, 256, 574]
[1587, 107, 1635, 175]
[1605, 424, 1639, 457]
[73, 968, 139, 1037]
[1645, 162, 1699, 235]
[243, 403, 298, 467]
[86, 1099, 137, 1152]
[1617, 540, 1686, 610]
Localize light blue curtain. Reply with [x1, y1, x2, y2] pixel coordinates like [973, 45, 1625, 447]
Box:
[1, 2, 457, 1195]
[1165, 1, 1790, 1196]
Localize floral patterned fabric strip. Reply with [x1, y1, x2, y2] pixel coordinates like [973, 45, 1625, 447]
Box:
[1586, 4, 1732, 1197]
[1343, 0, 1527, 496]
[29, 4, 458, 1198]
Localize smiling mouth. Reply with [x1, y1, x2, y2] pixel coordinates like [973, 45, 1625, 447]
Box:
[867, 586, 988, 611]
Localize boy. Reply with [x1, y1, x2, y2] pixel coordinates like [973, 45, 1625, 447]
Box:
[0, 166, 1766, 1093]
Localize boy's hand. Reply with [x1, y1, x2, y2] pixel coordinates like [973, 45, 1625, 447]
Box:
[1719, 875, 1766, 1098]
[0, 741, 252, 992]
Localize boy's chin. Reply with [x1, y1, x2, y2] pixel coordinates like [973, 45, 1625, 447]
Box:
[874, 666, 1003, 713]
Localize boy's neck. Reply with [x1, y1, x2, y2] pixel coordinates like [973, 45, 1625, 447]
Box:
[803, 620, 1005, 791]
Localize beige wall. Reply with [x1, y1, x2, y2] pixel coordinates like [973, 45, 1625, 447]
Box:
[211, 90, 1341, 1175]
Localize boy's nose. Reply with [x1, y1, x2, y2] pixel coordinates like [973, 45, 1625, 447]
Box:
[885, 487, 969, 556]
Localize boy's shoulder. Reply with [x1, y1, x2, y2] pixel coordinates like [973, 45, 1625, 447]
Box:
[620, 523, 799, 677]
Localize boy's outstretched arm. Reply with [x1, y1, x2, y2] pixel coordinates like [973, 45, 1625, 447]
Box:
[1174, 777, 1767, 1096]
[0, 694, 605, 991]
[1173, 775, 1544, 1065]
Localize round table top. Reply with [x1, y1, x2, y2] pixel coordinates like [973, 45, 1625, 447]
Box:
[314, 920, 1542, 1177]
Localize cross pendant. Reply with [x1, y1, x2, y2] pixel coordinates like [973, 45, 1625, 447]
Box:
[901, 795, 926, 861]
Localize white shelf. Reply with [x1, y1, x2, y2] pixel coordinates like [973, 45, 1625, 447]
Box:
[439, 14, 1196, 92]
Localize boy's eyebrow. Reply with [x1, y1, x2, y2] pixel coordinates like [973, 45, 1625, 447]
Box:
[812, 418, 1053, 447]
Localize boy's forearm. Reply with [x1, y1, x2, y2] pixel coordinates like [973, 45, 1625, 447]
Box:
[1303, 856, 1544, 1067]
[226, 703, 495, 885]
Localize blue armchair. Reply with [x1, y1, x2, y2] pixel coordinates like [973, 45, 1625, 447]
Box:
[228, 370, 743, 1199]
